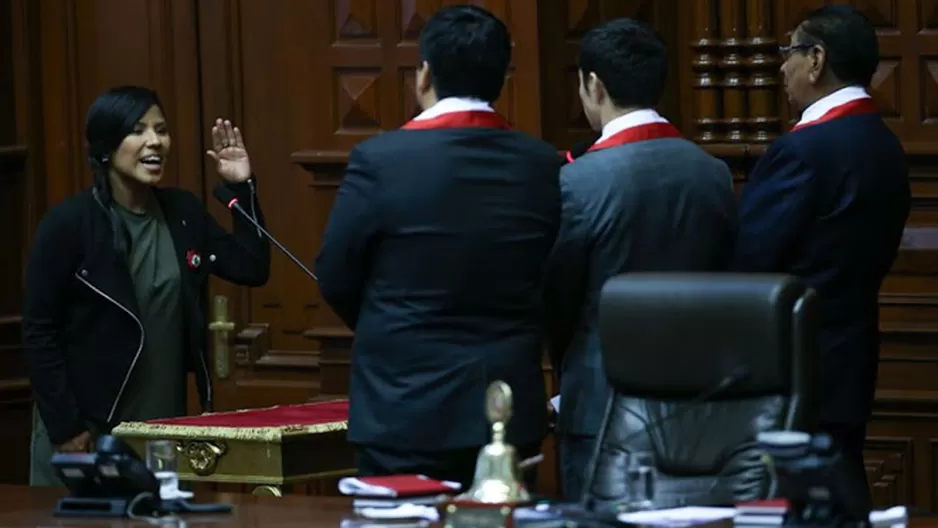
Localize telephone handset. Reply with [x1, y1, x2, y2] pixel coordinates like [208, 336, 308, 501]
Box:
[52, 434, 161, 517]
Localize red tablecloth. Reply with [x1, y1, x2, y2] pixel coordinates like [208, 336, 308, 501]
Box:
[147, 400, 349, 428]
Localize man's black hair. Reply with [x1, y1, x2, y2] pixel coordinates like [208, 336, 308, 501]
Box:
[798, 5, 879, 87]
[418, 5, 511, 103]
[578, 18, 668, 109]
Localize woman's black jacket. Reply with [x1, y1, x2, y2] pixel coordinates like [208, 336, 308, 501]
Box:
[21, 178, 271, 445]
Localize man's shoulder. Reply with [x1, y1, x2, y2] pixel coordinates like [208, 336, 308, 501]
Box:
[572, 137, 708, 162]
[563, 138, 725, 176]
[784, 114, 900, 154]
[357, 127, 557, 158]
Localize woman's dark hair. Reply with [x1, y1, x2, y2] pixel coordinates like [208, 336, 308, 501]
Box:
[85, 85, 164, 255]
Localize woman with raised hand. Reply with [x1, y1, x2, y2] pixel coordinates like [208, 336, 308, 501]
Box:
[22, 85, 271, 485]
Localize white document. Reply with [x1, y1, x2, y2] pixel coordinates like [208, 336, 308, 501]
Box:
[617, 505, 907, 528]
[356, 504, 439, 522]
[869, 506, 907, 527]
[618, 506, 736, 526]
[549, 395, 561, 412]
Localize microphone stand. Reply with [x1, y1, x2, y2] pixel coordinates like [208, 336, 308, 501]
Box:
[226, 201, 319, 282]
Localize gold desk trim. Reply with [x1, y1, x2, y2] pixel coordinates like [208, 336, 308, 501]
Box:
[113, 419, 348, 441]
[111, 410, 353, 488]
[180, 468, 355, 485]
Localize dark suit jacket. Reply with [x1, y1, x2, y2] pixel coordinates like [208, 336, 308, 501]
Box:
[316, 127, 561, 452]
[734, 114, 911, 426]
[545, 138, 737, 437]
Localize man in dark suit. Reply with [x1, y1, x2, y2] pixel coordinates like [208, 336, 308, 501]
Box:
[545, 19, 737, 501]
[734, 6, 910, 509]
[315, 5, 561, 487]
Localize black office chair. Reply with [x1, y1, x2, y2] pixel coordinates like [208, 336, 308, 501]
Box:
[586, 273, 818, 510]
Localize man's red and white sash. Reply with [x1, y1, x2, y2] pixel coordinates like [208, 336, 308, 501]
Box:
[402, 111, 511, 130]
[791, 86, 878, 132]
[401, 97, 511, 131]
[565, 109, 681, 161]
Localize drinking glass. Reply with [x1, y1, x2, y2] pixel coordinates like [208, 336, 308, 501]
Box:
[625, 451, 656, 510]
[146, 439, 179, 499]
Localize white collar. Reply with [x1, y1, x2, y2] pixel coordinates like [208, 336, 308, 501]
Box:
[796, 86, 871, 127]
[413, 97, 494, 121]
[598, 109, 669, 142]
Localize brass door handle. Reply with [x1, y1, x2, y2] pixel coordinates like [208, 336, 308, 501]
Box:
[208, 295, 235, 379]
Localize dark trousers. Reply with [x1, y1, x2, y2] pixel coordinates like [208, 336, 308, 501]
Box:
[355, 441, 542, 493]
[822, 423, 871, 513]
[559, 433, 595, 502]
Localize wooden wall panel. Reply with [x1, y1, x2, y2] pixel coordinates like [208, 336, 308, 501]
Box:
[0, 0, 39, 485]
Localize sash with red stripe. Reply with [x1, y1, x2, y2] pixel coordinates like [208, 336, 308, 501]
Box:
[790, 98, 879, 132]
[564, 122, 682, 162]
[401, 110, 511, 131]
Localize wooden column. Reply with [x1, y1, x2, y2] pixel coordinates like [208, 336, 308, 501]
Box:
[681, 0, 783, 190]
[744, 0, 780, 143]
[718, 0, 747, 142]
[690, 0, 721, 143]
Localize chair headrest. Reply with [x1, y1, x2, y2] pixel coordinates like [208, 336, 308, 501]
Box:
[599, 273, 815, 398]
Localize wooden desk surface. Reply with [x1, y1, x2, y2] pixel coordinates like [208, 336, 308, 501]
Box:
[0, 485, 935, 528]
[0, 484, 354, 527]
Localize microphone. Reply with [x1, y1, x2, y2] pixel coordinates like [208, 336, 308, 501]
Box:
[576, 367, 751, 511]
[212, 181, 318, 282]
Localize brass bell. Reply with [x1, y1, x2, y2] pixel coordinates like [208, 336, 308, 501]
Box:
[457, 381, 530, 504]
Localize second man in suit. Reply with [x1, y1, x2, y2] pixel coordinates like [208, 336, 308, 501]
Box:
[545, 18, 738, 501]
[316, 5, 561, 487]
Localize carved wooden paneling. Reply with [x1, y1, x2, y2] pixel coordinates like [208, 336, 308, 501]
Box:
[871, 1, 938, 492]
[321, 0, 539, 147]
[867, 409, 938, 508]
[1, 0, 41, 485]
[862, 437, 913, 509]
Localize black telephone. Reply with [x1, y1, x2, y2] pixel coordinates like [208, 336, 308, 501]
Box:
[52, 435, 232, 518]
[52, 434, 160, 517]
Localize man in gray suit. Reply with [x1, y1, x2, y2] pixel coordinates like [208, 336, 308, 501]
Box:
[544, 18, 738, 501]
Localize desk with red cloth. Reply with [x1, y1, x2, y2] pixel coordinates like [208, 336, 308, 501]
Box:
[111, 400, 353, 496]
